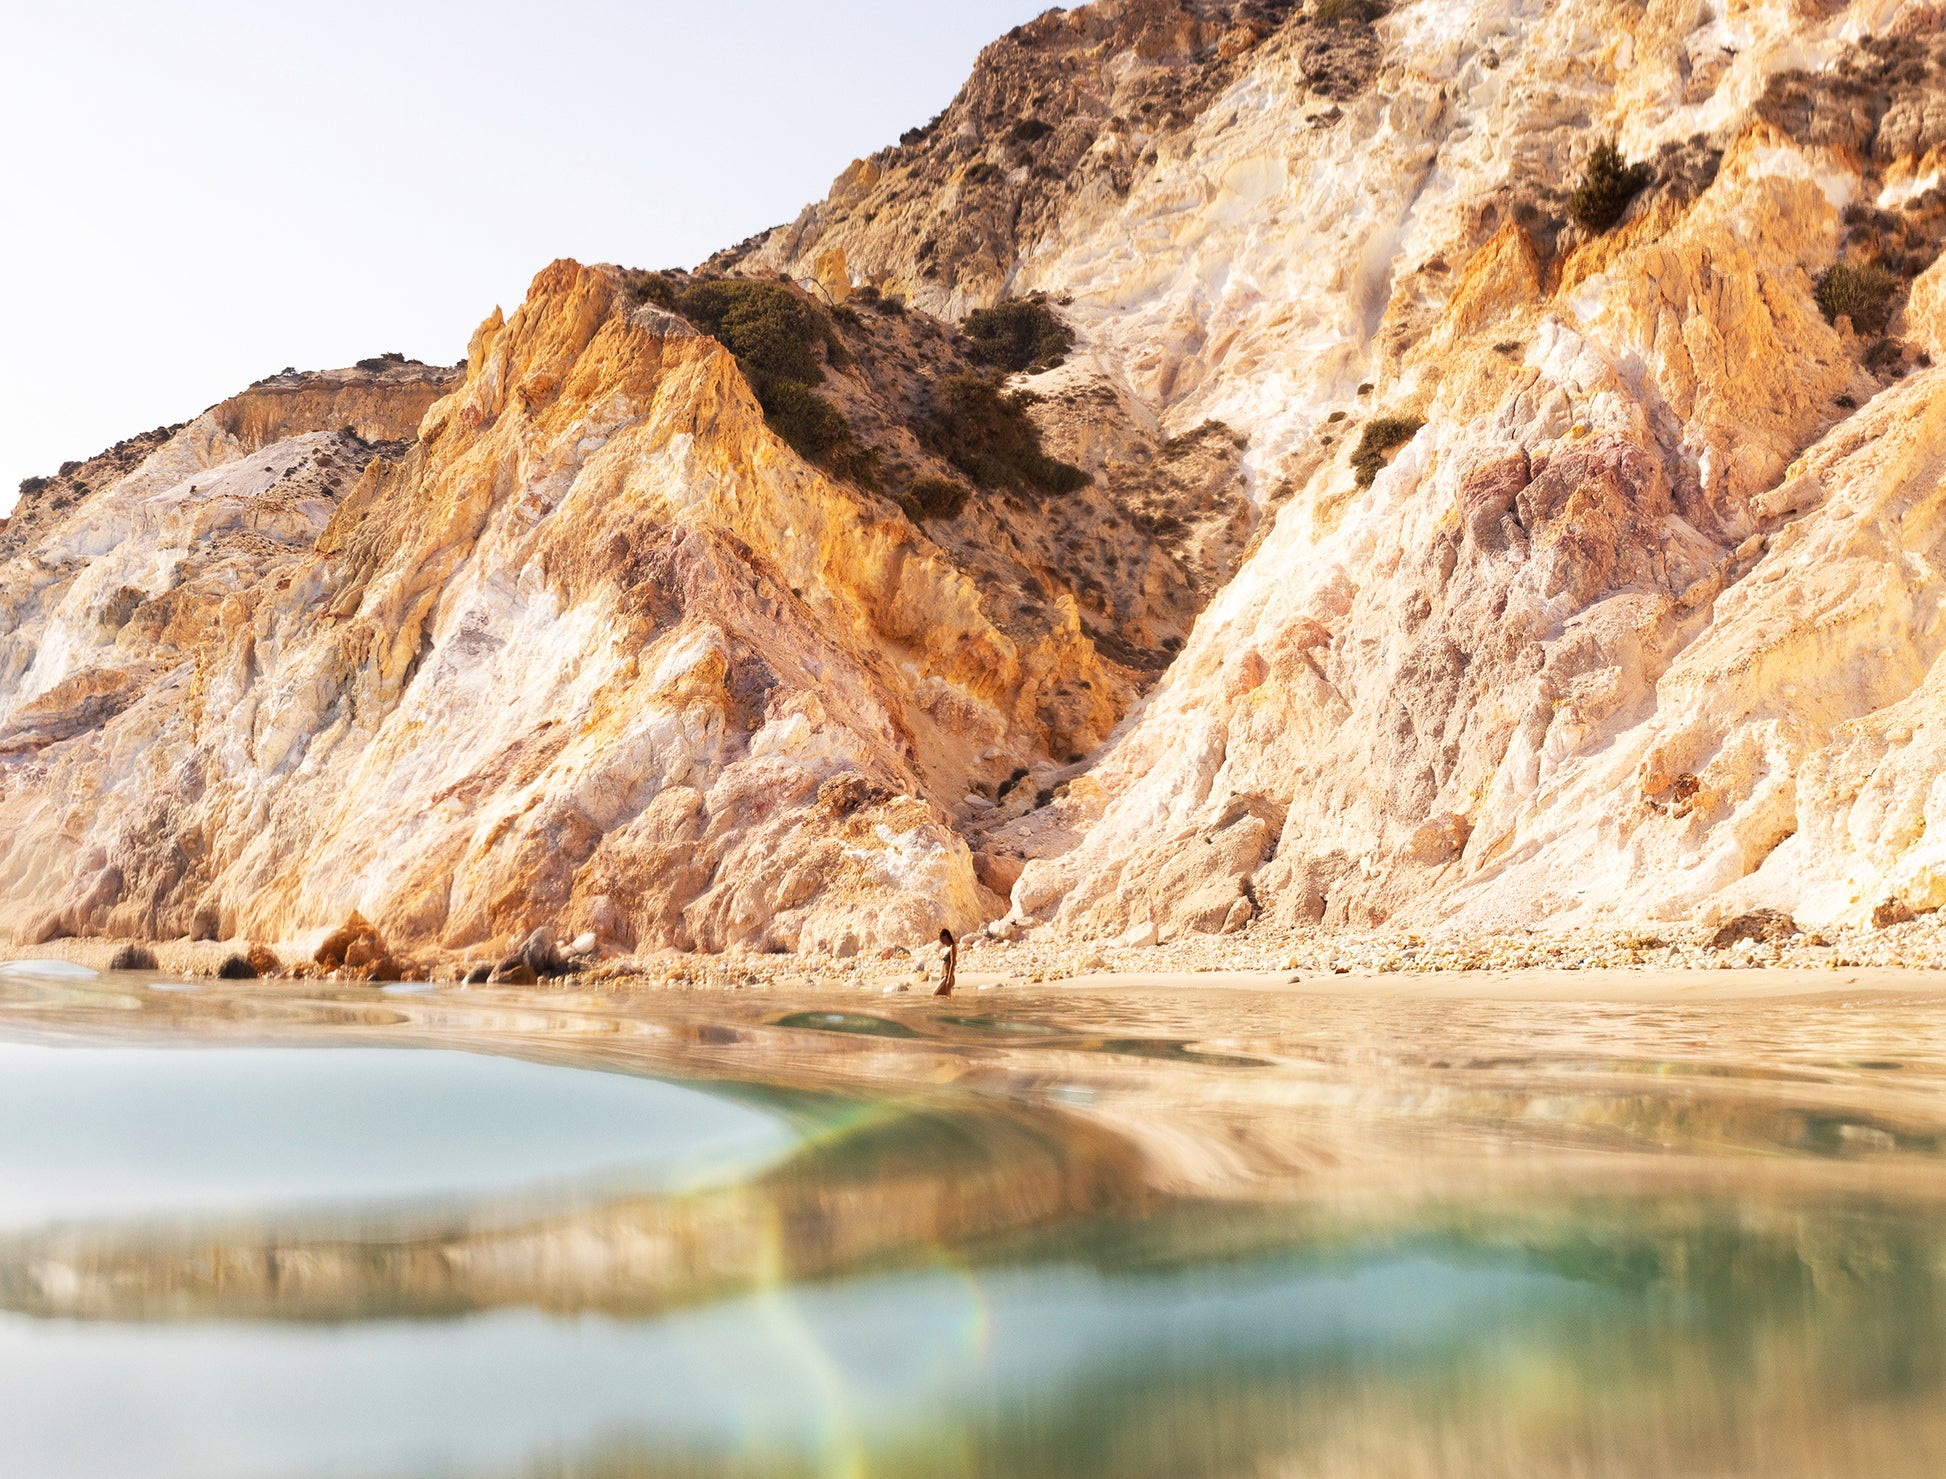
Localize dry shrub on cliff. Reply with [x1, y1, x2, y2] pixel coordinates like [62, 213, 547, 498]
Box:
[628, 270, 683, 310]
[679, 280, 828, 386]
[679, 278, 875, 482]
[760, 382, 852, 458]
[1569, 140, 1651, 233]
[899, 476, 972, 522]
[921, 373, 1088, 496]
[1350, 415, 1424, 486]
[1816, 261, 1901, 335]
[962, 297, 1074, 374]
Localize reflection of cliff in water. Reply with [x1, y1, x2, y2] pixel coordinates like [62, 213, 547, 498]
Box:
[0, 973, 1944, 1478]
[2, 972, 1945, 1335]
[0, 1099, 1144, 1324]
[526, 1193, 1946, 1479]
[8, 1141, 1945, 1477]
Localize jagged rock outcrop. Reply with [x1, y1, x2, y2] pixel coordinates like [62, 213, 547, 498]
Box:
[11, 0, 1946, 950]
[964, 0, 1946, 938]
[0, 265, 1221, 955]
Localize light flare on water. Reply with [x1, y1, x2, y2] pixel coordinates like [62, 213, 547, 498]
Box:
[0, 965, 1939, 1478]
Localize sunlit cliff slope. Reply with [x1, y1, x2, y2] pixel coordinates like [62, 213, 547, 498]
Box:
[8, 0, 1946, 954]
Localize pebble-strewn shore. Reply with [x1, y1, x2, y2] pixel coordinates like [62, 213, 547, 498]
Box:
[567, 916, 1946, 993]
[12, 914, 1946, 992]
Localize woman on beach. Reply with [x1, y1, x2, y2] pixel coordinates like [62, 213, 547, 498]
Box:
[933, 929, 958, 997]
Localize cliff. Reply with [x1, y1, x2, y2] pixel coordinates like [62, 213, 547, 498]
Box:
[0, 264, 1234, 955]
[8, 0, 1946, 955]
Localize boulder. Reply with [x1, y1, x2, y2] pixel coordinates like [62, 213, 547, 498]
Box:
[1873, 898, 1917, 930]
[1708, 911, 1800, 950]
[246, 944, 283, 977]
[107, 944, 158, 972]
[314, 911, 384, 969]
[521, 927, 571, 978]
[313, 912, 406, 980]
[973, 852, 1027, 896]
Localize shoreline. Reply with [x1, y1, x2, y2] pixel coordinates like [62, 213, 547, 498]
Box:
[5, 936, 1946, 1002]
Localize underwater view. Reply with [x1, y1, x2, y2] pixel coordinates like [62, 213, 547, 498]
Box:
[0, 961, 1940, 1478]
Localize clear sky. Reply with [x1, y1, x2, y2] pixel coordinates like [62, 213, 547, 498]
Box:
[0, 1, 1050, 515]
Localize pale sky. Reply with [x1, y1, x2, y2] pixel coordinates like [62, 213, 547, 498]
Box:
[0, 1, 1050, 515]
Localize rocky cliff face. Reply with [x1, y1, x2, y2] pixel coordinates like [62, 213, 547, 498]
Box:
[0, 262, 1230, 956]
[9, 0, 1946, 954]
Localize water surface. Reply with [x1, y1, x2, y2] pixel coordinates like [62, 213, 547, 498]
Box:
[0, 965, 1940, 1478]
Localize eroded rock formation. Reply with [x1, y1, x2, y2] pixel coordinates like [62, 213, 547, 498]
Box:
[10, 0, 1946, 952]
[0, 265, 1224, 956]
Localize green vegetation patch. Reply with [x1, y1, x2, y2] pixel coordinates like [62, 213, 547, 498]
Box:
[676, 278, 872, 482]
[962, 298, 1074, 374]
[1569, 140, 1651, 233]
[679, 279, 829, 388]
[920, 373, 1089, 496]
[1815, 261, 1902, 336]
[1350, 415, 1425, 487]
[626, 270, 683, 311]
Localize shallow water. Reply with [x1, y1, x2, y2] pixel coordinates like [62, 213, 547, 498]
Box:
[0, 965, 1942, 1478]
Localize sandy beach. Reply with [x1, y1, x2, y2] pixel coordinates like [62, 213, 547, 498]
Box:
[8, 932, 1946, 1004]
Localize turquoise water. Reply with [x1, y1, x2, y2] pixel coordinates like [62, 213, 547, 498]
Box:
[0, 1256, 1583, 1479]
[0, 1042, 797, 1230]
[0, 965, 1941, 1478]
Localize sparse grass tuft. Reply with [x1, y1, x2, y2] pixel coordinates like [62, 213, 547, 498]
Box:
[1815, 261, 1901, 336]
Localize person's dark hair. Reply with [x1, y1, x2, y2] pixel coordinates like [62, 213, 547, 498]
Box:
[939, 929, 956, 945]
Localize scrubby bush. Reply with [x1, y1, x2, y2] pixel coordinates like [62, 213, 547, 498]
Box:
[900, 476, 972, 522]
[901, 111, 945, 149]
[921, 373, 1089, 496]
[1350, 414, 1425, 486]
[17, 476, 50, 499]
[1569, 139, 1651, 232]
[1815, 261, 1901, 335]
[628, 270, 682, 310]
[759, 381, 850, 458]
[679, 279, 829, 388]
[962, 297, 1074, 374]
[677, 278, 877, 480]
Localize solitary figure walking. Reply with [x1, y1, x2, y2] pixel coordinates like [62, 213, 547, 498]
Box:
[933, 929, 958, 997]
